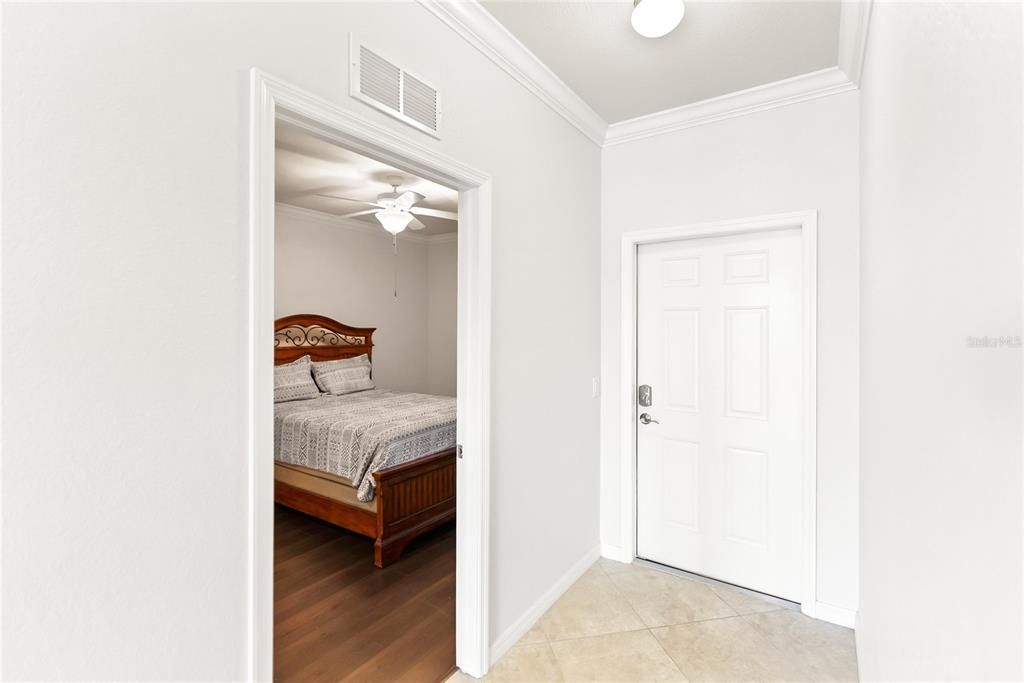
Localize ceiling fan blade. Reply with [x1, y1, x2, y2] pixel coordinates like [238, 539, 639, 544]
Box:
[408, 216, 427, 231]
[410, 207, 458, 221]
[336, 209, 379, 219]
[395, 191, 425, 210]
[315, 193, 377, 206]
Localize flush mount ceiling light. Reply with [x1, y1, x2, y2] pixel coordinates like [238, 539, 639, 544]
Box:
[631, 0, 685, 38]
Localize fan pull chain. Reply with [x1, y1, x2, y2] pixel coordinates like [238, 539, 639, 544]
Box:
[393, 235, 399, 299]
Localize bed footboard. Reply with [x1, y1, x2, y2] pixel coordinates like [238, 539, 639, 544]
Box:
[372, 448, 457, 568]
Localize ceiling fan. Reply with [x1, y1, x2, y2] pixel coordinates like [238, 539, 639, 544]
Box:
[316, 176, 458, 236]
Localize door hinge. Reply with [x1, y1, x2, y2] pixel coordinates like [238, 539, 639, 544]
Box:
[456, 444, 463, 459]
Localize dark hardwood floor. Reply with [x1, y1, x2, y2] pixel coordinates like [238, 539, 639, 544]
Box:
[274, 504, 456, 683]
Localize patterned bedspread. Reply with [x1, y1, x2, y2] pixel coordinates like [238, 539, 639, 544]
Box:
[274, 390, 456, 502]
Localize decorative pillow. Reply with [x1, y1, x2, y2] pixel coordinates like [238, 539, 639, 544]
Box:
[274, 355, 320, 403]
[312, 354, 375, 395]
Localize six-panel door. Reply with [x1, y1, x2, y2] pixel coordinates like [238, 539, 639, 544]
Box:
[636, 229, 803, 601]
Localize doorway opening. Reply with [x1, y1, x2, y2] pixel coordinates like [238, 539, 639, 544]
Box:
[617, 211, 819, 617]
[272, 118, 459, 680]
[249, 71, 493, 680]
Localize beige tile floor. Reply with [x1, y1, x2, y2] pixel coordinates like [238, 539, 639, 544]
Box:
[450, 558, 857, 682]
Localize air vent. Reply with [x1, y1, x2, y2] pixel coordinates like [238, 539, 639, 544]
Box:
[350, 36, 441, 139]
[358, 46, 401, 112]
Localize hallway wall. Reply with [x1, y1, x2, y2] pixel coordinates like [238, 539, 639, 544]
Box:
[601, 92, 862, 616]
[857, 2, 1023, 678]
[1, 4, 601, 677]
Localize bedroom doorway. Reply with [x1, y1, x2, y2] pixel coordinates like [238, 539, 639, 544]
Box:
[250, 71, 493, 680]
[271, 118, 460, 681]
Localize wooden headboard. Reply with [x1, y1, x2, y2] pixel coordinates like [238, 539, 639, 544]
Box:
[274, 314, 375, 366]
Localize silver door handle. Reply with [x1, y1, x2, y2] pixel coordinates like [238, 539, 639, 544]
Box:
[639, 413, 660, 425]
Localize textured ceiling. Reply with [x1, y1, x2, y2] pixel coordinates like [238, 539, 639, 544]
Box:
[275, 121, 458, 236]
[482, 1, 841, 123]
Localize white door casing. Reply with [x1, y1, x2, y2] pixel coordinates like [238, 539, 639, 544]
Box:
[249, 70, 493, 680]
[636, 230, 803, 600]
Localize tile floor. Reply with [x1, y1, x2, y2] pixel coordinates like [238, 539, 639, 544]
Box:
[450, 558, 857, 682]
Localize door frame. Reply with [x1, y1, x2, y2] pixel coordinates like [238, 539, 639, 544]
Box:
[248, 69, 493, 680]
[618, 210, 819, 616]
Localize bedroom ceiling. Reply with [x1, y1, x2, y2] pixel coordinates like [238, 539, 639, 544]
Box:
[481, 1, 842, 123]
[275, 121, 458, 236]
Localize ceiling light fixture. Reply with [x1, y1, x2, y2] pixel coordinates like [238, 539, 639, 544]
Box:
[631, 0, 685, 38]
[375, 207, 414, 235]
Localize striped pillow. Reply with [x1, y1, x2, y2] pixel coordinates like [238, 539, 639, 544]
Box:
[274, 355, 320, 403]
[312, 354, 375, 395]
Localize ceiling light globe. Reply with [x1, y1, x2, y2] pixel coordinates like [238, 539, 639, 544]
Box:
[376, 207, 414, 235]
[631, 0, 685, 38]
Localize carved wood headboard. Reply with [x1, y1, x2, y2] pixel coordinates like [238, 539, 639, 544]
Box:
[274, 314, 375, 366]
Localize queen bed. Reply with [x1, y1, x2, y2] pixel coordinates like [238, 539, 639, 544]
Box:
[273, 314, 456, 567]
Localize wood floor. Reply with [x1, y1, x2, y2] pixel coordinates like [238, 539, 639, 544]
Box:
[274, 504, 456, 683]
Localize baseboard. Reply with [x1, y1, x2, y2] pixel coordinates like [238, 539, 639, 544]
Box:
[600, 543, 634, 564]
[488, 544, 601, 666]
[814, 601, 857, 629]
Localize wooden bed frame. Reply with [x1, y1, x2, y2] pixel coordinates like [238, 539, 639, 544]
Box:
[274, 313, 456, 567]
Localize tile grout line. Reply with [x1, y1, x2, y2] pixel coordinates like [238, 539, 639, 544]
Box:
[600, 559, 793, 633]
[543, 625, 652, 645]
[634, 558, 799, 611]
[594, 559, 649, 633]
[497, 559, 856, 681]
[648, 626, 690, 682]
[535, 607, 792, 648]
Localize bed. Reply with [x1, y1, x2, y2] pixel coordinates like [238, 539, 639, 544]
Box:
[273, 313, 456, 567]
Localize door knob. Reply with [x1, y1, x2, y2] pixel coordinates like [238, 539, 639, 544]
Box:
[639, 412, 660, 425]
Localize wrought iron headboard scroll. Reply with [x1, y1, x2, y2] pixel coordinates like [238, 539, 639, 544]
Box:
[273, 314, 375, 366]
[274, 324, 366, 348]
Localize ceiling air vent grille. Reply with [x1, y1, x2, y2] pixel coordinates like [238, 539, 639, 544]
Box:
[350, 36, 441, 139]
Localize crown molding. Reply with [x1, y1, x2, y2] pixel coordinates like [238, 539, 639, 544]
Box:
[275, 202, 456, 244]
[604, 67, 856, 146]
[415, 0, 873, 148]
[838, 0, 873, 86]
[417, 0, 607, 146]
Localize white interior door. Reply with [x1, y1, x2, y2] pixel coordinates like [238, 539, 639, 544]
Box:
[635, 229, 803, 601]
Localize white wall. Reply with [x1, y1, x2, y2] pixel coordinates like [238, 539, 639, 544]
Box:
[601, 93, 861, 614]
[2, 3, 601, 679]
[275, 204, 456, 395]
[427, 237, 459, 397]
[857, 3, 1023, 679]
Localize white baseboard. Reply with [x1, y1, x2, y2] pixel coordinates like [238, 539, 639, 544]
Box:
[489, 545, 601, 666]
[813, 601, 857, 629]
[600, 543, 634, 564]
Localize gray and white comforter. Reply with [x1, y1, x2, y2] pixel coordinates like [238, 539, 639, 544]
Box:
[274, 390, 456, 501]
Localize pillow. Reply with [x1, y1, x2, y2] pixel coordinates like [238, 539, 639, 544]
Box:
[274, 355, 320, 403]
[312, 354, 375, 395]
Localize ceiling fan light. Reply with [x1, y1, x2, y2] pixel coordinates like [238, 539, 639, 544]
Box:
[375, 207, 414, 235]
[631, 0, 685, 38]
